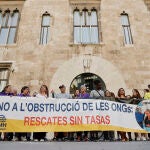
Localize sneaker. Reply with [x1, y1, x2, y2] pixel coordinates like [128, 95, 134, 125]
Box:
[34, 139, 38, 142]
[141, 136, 146, 141]
[69, 137, 74, 141]
[21, 137, 27, 141]
[52, 137, 58, 141]
[109, 138, 115, 142]
[44, 138, 48, 141]
[40, 139, 44, 142]
[129, 138, 132, 141]
[136, 136, 141, 141]
[13, 137, 19, 141]
[27, 137, 31, 141]
[62, 137, 68, 141]
[77, 137, 81, 142]
[121, 138, 128, 142]
[84, 137, 89, 142]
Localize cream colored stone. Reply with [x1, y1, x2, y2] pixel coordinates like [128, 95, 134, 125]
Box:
[0, 0, 149, 95]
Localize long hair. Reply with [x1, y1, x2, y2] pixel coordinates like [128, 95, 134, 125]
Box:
[118, 88, 125, 97]
[144, 89, 149, 92]
[1, 85, 11, 93]
[40, 85, 49, 98]
[104, 90, 111, 97]
[21, 86, 29, 93]
[132, 89, 142, 99]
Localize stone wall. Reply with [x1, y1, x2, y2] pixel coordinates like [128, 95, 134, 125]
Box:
[0, 0, 149, 95]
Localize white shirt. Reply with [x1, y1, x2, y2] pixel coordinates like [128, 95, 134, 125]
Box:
[36, 93, 47, 98]
[55, 93, 72, 99]
[90, 90, 104, 99]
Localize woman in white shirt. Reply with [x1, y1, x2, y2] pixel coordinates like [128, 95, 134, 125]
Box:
[33, 85, 49, 141]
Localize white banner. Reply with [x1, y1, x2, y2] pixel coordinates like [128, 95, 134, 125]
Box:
[0, 96, 149, 133]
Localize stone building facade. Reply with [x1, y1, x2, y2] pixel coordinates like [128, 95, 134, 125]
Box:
[0, 0, 149, 95]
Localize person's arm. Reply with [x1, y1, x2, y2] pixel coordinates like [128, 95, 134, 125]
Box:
[101, 91, 105, 97]
[90, 91, 94, 98]
[50, 90, 56, 98]
[68, 94, 72, 99]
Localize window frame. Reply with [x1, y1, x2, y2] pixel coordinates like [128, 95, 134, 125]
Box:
[0, 8, 20, 45]
[120, 11, 133, 45]
[73, 7, 99, 44]
[40, 11, 51, 45]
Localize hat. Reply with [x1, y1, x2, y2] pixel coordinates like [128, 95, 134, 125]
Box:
[59, 84, 65, 89]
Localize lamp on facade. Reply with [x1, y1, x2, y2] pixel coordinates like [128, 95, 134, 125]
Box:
[83, 54, 92, 72]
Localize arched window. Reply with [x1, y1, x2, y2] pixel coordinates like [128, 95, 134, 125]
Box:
[73, 8, 99, 44]
[91, 9, 99, 43]
[0, 9, 20, 45]
[121, 12, 133, 45]
[40, 12, 50, 45]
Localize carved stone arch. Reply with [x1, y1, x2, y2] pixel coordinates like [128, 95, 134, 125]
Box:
[50, 56, 127, 94]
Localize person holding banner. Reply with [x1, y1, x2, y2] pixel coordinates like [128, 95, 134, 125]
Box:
[33, 85, 49, 141]
[77, 85, 90, 99]
[103, 90, 115, 141]
[55, 85, 72, 99]
[131, 89, 144, 141]
[76, 85, 90, 142]
[0, 85, 13, 141]
[52, 85, 72, 141]
[73, 89, 80, 99]
[0, 85, 13, 96]
[90, 80, 104, 99]
[116, 88, 130, 142]
[90, 80, 104, 141]
[15, 86, 31, 141]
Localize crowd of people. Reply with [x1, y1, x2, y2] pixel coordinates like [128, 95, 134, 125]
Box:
[0, 80, 150, 142]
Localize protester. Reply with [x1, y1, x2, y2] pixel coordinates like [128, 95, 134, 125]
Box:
[90, 80, 104, 99]
[33, 85, 49, 141]
[15, 86, 31, 141]
[55, 85, 72, 99]
[144, 89, 150, 100]
[131, 89, 142, 104]
[0, 85, 13, 96]
[0, 83, 150, 142]
[89, 80, 105, 141]
[77, 85, 90, 99]
[73, 89, 80, 99]
[76, 85, 90, 142]
[0, 85, 13, 141]
[68, 89, 80, 141]
[52, 85, 72, 141]
[103, 90, 115, 141]
[115, 88, 129, 141]
[105, 90, 115, 101]
[130, 89, 144, 140]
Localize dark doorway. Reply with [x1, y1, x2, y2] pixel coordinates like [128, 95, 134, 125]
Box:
[70, 73, 106, 94]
